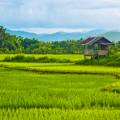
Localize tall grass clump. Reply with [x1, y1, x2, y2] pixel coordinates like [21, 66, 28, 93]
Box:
[3, 55, 71, 63]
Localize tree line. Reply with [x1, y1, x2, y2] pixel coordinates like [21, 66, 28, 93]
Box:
[1, 26, 120, 54]
[0, 26, 84, 54]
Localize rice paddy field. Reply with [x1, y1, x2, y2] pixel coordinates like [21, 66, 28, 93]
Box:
[0, 54, 84, 62]
[0, 54, 120, 119]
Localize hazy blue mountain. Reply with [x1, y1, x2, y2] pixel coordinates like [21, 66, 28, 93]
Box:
[6, 29, 120, 41]
[7, 30, 83, 41]
[102, 31, 120, 41]
[7, 30, 41, 39]
[38, 32, 83, 41]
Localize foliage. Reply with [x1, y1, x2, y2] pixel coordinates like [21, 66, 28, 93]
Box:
[1, 24, 120, 119]
[0, 26, 83, 54]
[0, 54, 84, 62]
[3, 55, 71, 63]
[77, 51, 120, 67]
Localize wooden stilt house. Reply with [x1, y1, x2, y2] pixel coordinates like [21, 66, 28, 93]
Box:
[81, 37, 112, 58]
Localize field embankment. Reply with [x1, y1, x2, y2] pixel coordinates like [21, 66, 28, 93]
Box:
[0, 62, 120, 77]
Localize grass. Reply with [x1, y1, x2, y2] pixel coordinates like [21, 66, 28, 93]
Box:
[0, 67, 120, 119]
[0, 54, 120, 119]
[102, 82, 120, 94]
[0, 108, 120, 120]
[77, 52, 120, 67]
[0, 68, 119, 109]
[0, 54, 84, 62]
[3, 55, 72, 63]
[0, 62, 120, 76]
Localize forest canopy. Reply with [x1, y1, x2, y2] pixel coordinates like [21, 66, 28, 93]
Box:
[1, 26, 120, 54]
[0, 26, 83, 54]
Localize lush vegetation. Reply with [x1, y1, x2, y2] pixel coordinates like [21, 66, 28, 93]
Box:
[2, 51, 120, 67]
[1, 54, 84, 63]
[1, 24, 120, 119]
[0, 26, 83, 54]
[1, 24, 120, 67]
[3, 52, 120, 66]
[1, 62, 120, 76]
[102, 82, 120, 94]
[0, 68, 118, 109]
[3, 55, 72, 63]
[1, 25, 120, 56]
[0, 67, 120, 119]
[77, 51, 120, 66]
[1, 24, 120, 66]
[0, 54, 84, 61]
[0, 108, 120, 120]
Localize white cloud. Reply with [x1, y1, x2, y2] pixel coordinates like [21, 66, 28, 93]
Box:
[14, 27, 91, 34]
[0, 0, 120, 30]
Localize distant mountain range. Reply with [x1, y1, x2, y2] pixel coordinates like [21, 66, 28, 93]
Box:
[7, 29, 120, 41]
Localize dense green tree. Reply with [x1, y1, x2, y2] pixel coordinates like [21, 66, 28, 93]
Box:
[0, 26, 86, 54]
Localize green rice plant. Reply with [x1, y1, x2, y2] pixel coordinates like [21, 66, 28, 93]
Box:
[0, 68, 119, 109]
[0, 108, 120, 120]
[0, 57, 120, 119]
[0, 54, 84, 62]
[0, 62, 120, 76]
[102, 82, 120, 94]
[3, 55, 71, 63]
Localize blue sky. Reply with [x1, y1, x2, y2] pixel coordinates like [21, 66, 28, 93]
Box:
[0, 0, 120, 33]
